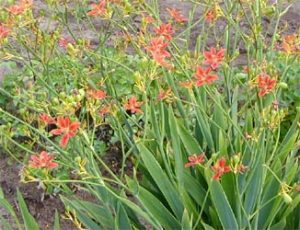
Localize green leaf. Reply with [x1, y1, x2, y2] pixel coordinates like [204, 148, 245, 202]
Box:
[135, 185, 181, 229]
[269, 219, 286, 230]
[183, 173, 208, 212]
[54, 210, 60, 230]
[116, 203, 131, 230]
[205, 170, 238, 230]
[0, 196, 21, 227]
[61, 196, 113, 228]
[168, 107, 184, 187]
[17, 190, 39, 230]
[177, 122, 203, 154]
[201, 221, 215, 230]
[181, 209, 192, 230]
[138, 143, 184, 219]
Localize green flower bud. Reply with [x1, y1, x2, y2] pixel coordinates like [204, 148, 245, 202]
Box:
[19, 108, 26, 115]
[75, 95, 82, 102]
[78, 89, 85, 97]
[278, 82, 288, 89]
[66, 96, 73, 103]
[28, 100, 35, 106]
[52, 97, 59, 104]
[59, 92, 66, 98]
[233, 154, 240, 164]
[281, 193, 292, 204]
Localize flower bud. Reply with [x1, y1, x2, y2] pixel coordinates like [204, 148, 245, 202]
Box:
[278, 82, 288, 89]
[28, 99, 35, 106]
[59, 92, 66, 98]
[211, 153, 218, 161]
[233, 154, 240, 164]
[52, 97, 59, 104]
[281, 193, 292, 204]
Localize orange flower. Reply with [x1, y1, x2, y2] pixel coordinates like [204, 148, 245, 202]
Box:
[185, 153, 205, 168]
[0, 24, 10, 39]
[155, 23, 174, 41]
[157, 88, 172, 102]
[142, 14, 155, 24]
[145, 37, 171, 68]
[124, 96, 143, 114]
[204, 47, 225, 70]
[6, 0, 32, 15]
[50, 117, 80, 147]
[211, 157, 231, 180]
[87, 1, 107, 17]
[21, 0, 33, 7]
[88, 89, 107, 100]
[179, 80, 193, 89]
[58, 37, 75, 48]
[194, 66, 218, 87]
[40, 113, 55, 125]
[167, 8, 187, 23]
[281, 34, 298, 54]
[257, 73, 276, 97]
[6, 4, 25, 15]
[99, 103, 111, 116]
[205, 10, 216, 23]
[29, 151, 58, 170]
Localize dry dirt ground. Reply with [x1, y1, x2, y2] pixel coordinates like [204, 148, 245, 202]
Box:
[0, 1, 300, 229]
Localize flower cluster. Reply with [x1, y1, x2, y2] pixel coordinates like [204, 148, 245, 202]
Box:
[87, 1, 107, 17]
[58, 37, 76, 49]
[167, 8, 187, 23]
[193, 47, 225, 87]
[50, 117, 80, 148]
[145, 37, 172, 68]
[257, 73, 277, 97]
[29, 151, 58, 170]
[185, 153, 247, 181]
[124, 96, 143, 114]
[5, 0, 32, 15]
[0, 24, 10, 39]
[144, 9, 187, 68]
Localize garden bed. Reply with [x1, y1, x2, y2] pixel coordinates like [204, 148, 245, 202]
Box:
[0, 0, 300, 229]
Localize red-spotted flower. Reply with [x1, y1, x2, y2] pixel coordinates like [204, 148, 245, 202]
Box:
[0, 24, 10, 39]
[58, 37, 75, 48]
[157, 88, 172, 102]
[205, 10, 216, 23]
[145, 37, 171, 68]
[6, 4, 25, 15]
[185, 153, 205, 168]
[87, 1, 107, 17]
[204, 47, 225, 70]
[257, 73, 276, 97]
[50, 117, 80, 147]
[88, 89, 107, 100]
[155, 23, 174, 41]
[29, 151, 58, 170]
[194, 66, 218, 87]
[124, 96, 143, 114]
[40, 113, 55, 125]
[6, 0, 32, 15]
[211, 157, 231, 180]
[167, 8, 187, 23]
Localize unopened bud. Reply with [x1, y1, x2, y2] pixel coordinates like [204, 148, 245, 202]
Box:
[278, 82, 288, 89]
[281, 193, 292, 204]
